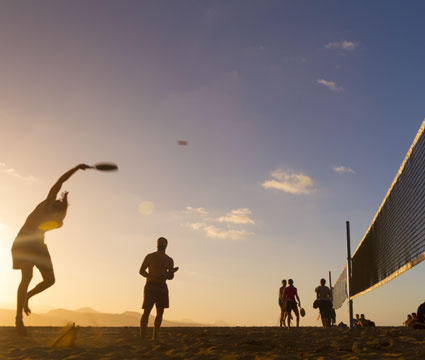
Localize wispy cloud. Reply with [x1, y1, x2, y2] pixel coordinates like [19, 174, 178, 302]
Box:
[333, 166, 355, 175]
[316, 79, 343, 92]
[187, 222, 206, 231]
[325, 40, 357, 51]
[262, 169, 315, 195]
[185, 206, 208, 217]
[217, 208, 254, 225]
[203, 225, 251, 241]
[0, 163, 38, 183]
[183, 206, 254, 240]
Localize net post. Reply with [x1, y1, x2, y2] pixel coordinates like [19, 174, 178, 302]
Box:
[329, 270, 333, 299]
[329, 270, 335, 326]
[346, 221, 354, 328]
[329, 271, 332, 289]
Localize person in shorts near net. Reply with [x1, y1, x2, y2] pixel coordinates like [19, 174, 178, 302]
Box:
[139, 237, 178, 339]
[315, 278, 332, 328]
[283, 279, 301, 328]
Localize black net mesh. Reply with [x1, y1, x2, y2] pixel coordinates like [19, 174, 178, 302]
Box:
[332, 120, 425, 306]
[351, 122, 425, 296]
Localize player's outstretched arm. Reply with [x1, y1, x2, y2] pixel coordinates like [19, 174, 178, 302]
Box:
[46, 164, 90, 201]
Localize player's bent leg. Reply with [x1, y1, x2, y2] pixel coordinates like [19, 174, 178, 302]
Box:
[25, 269, 55, 314]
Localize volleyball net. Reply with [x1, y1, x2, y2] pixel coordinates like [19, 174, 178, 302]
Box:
[333, 119, 425, 309]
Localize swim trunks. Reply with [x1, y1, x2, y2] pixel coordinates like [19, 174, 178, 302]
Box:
[142, 282, 169, 309]
[286, 300, 297, 312]
[318, 300, 331, 319]
[11, 240, 53, 270]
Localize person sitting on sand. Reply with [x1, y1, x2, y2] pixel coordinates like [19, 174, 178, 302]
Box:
[279, 279, 288, 327]
[283, 279, 301, 328]
[11, 164, 90, 335]
[315, 278, 331, 328]
[403, 314, 413, 327]
[359, 314, 375, 327]
[139, 237, 178, 340]
[354, 314, 361, 327]
[412, 301, 425, 329]
[417, 302, 425, 322]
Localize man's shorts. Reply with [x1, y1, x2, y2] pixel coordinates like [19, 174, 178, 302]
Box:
[142, 282, 169, 309]
[318, 300, 331, 319]
[11, 241, 53, 271]
[286, 300, 298, 312]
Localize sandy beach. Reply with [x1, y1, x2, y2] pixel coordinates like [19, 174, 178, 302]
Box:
[1, 326, 424, 359]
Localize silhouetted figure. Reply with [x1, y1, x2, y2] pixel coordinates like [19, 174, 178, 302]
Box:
[279, 279, 288, 327]
[330, 300, 336, 326]
[359, 313, 375, 327]
[315, 278, 331, 328]
[139, 237, 177, 340]
[412, 301, 425, 329]
[11, 164, 90, 335]
[403, 314, 413, 327]
[417, 302, 425, 323]
[354, 313, 361, 327]
[283, 279, 301, 328]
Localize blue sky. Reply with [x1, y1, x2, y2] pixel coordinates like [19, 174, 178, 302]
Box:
[0, 1, 424, 326]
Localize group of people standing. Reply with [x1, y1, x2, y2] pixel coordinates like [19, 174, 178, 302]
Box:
[279, 278, 334, 329]
[278, 279, 301, 328]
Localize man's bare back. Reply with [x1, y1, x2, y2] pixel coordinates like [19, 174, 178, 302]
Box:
[141, 252, 174, 284]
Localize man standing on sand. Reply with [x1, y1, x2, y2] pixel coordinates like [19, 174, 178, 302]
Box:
[139, 237, 178, 340]
[283, 279, 301, 328]
[315, 278, 332, 328]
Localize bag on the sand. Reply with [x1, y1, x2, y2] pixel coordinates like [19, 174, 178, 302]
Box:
[313, 299, 319, 309]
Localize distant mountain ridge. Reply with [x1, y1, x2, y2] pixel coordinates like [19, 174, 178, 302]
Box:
[0, 308, 216, 327]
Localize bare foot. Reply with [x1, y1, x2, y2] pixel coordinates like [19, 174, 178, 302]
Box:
[23, 300, 31, 316]
[16, 317, 28, 336]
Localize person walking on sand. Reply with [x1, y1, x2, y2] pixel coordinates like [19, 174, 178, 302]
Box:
[283, 279, 301, 328]
[139, 237, 178, 340]
[315, 278, 332, 328]
[11, 164, 90, 335]
[279, 279, 288, 327]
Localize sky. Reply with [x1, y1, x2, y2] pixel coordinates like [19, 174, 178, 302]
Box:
[0, 0, 424, 326]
